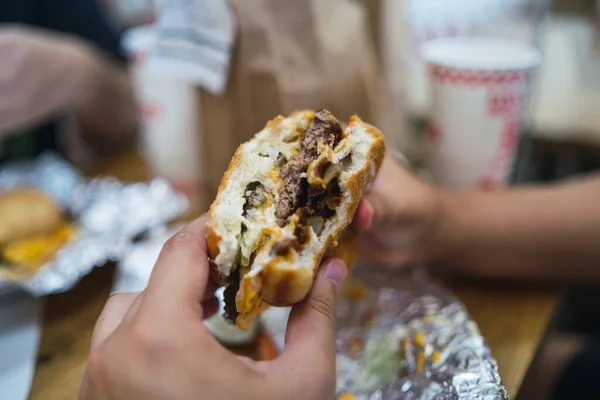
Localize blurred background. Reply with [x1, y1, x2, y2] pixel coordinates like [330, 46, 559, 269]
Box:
[99, 0, 600, 193]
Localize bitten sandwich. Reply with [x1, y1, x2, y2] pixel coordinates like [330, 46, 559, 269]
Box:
[207, 110, 385, 329]
[0, 189, 75, 277]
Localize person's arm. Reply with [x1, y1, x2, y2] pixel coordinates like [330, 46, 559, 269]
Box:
[72, 45, 138, 156]
[0, 27, 138, 157]
[36, 0, 139, 155]
[355, 155, 600, 283]
[432, 174, 600, 281]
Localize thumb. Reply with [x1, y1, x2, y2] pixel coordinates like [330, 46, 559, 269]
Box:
[280, 259, 347, 371]
[360, 154, 412, 230]
[363, 192, 386, 229]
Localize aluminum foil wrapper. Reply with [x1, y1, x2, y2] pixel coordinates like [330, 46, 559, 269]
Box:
[263, 265, 508, 400]
[0, 153, 188, 296]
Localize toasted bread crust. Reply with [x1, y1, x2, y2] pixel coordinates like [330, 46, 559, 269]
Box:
[207, 113, 385, 328]
[326, 230, 358, 276]
[207, 143, 245, 283]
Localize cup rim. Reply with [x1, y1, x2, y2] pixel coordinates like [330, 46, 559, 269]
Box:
[422, 36, 542, 71]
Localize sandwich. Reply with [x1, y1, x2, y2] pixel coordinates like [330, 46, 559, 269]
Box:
[207, 109, 385, 329]
[0, 189, 63, 246]
[0, 189, 75, 277]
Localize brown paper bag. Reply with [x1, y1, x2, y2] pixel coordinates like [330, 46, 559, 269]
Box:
[198, 0, 382, 211]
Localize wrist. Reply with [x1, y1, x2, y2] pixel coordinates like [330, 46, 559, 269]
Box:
[70, 45, 103, 109]
[422, 189, 461, 264]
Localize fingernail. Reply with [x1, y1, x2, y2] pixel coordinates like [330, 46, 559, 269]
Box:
[323, 259, 348, 290]
[365, 181, 374, 192]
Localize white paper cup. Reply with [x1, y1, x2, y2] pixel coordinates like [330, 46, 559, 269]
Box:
[122, 26, 205, 204]
[422, 37, 541, 188]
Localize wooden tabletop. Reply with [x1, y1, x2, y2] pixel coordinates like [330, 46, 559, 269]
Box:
[28, 151, 560, 399]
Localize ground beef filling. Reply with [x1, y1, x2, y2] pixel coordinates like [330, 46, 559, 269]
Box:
[275, 110, 344, 227]
[223, 267, 240, 322]
[271, 110, 345, 256]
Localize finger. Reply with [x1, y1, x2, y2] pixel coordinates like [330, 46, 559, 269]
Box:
[201, 279, 220, 318]
[202, 296, 219, 319]
[363, 189, 389, 229]
[144, 214, 210, 313]
[236, 355, 258, 368]
[90, 293, 140, 351]
[358, 234, 414, 267]
[351, 199, 373, 231]
[362, 154, 412, 229]
[203, 278, 219, 301]
[280, 259, 347, 373]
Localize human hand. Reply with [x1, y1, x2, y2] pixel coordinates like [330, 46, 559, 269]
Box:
[352, 154, 443, 267]
[80, 214, 348, 400]
[0, 25, 94, 135]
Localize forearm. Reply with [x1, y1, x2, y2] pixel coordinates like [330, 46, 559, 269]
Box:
[431, 175, 600, 282]
[74, 47, 139, 156]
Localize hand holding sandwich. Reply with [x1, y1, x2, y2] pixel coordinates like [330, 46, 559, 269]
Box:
[352, 154, 443, 268]
[354, 153, 600, 282]
[80, 215, 347, 400]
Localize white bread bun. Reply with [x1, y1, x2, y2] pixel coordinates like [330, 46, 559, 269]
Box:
[0, 189, 63, 246]
[207, 110, 385, 329]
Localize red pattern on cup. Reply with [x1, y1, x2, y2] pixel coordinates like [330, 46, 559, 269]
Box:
[430, 65, 531, 86]
[426, 122, 443, 142]
[478, 177, 495, 191]
[487, 94, 524, 116]
[140, 102, 164, 121]
[480, 93, 522, 189]
[132, 51, 147, 66]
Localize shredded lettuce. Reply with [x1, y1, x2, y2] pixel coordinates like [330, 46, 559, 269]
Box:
[356, 334, 404, 390]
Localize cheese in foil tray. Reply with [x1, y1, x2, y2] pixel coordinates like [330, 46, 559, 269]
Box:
[1, 224, 76, 278]
[0, 189, 64, 246]
[0, 189, 76, 279]
[0, 154, 188, 296]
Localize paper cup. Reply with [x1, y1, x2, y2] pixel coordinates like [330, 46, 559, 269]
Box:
[422, 37, 541, 188]
[122, 26, 205, 206]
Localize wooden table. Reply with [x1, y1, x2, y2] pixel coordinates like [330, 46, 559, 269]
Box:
[28, 151, 559, 399]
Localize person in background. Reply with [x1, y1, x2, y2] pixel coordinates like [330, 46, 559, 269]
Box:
[352, 153, 600, 400]
[0, 0, 138, 163]
[353, 154, 600, 282]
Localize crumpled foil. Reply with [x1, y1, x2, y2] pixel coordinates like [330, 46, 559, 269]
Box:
[263, 265, 508, 400]
[0, 153, 188, 296]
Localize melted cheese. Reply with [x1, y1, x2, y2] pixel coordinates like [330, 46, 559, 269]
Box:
[2, 224, 75, 271]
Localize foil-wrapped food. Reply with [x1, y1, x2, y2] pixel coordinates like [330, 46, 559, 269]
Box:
[263, 266, 508, 400]
[0, 153, 188, 296]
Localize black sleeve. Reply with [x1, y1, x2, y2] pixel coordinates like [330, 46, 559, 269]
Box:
[35, 0, 125, 62]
